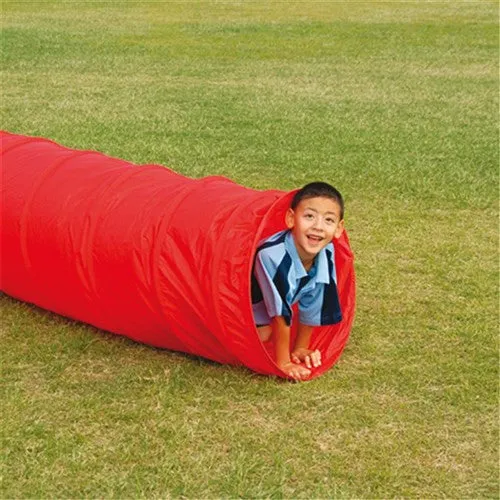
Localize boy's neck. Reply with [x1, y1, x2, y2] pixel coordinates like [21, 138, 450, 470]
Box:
[301, 256, 315, 273]
[286, 230, 316, 273]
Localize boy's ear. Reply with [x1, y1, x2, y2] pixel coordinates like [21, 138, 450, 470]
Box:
[334, 220, 345, 239]
[285, 208, 295, 229]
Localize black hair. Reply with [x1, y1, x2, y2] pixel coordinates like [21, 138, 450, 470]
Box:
[291, 181, 344, 220]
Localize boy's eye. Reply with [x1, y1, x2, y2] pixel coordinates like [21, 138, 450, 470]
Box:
[304, 213, 314, 219]
[326, 218, 335, 224]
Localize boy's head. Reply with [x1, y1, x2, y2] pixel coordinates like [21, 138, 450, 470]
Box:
[286, 182, 345, 264]
[290, 182, 344, 219]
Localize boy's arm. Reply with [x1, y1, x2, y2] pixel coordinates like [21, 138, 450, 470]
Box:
[271, 316, 311, 380]
[291, 323, 322, 369]
[272, 316, 293, 367]
[293, 323, 314, 351]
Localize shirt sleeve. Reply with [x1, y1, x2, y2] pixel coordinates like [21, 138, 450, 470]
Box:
[253, 249, 292, 324]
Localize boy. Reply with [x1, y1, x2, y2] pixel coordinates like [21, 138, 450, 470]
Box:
[251, 182, 345, 381]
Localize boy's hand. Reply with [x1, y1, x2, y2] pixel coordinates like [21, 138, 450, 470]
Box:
[278, 361, 311, 381]
[291, 348, 322, 369]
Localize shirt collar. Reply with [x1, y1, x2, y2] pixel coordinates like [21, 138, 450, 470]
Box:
[315, 247, 331, 284]
[284, 230, 331, 283]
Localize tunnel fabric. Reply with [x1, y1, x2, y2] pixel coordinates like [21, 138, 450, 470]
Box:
[0, 131, 356, 378]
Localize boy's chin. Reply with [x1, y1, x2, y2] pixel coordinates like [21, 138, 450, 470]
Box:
[304, 241, 326, 254]
[303, 247, 322, 259]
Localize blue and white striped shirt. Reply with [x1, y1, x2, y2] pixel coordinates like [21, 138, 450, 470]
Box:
[251, 230, 342, 327]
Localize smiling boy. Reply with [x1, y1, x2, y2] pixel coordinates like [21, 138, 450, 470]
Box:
[251, 182, 345, 381]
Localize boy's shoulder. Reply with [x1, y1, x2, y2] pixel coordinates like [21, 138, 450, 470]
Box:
[255, 230, 290, 268]
[256, 229, 289, 252]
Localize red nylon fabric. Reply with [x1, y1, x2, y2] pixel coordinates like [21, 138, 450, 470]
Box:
[1, 131, 356, 378]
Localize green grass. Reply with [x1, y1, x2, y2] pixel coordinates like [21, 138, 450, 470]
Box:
[1, 1, 498, 498]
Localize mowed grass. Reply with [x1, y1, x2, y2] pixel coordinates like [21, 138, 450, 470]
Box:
[1, 1, 498, 498]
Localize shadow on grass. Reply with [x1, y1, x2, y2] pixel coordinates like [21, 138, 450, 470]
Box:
[1, 292, 292, 383]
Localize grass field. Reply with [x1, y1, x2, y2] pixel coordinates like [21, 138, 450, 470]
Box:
[1, 1, 498, 498]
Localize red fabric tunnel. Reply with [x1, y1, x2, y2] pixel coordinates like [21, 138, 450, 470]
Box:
[1, 131, 355, 379]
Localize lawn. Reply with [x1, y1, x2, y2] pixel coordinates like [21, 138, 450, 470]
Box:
[1, 1, 498, 498]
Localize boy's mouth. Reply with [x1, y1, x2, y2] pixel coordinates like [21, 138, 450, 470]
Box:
[307, 234, 323, 244]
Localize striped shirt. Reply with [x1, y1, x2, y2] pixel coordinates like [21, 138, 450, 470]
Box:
[251, 230, 342, 327]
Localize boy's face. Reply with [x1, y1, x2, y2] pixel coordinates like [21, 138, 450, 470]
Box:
[285, 196, 344, 264]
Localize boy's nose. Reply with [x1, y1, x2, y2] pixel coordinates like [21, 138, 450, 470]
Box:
[313, 218, 325, 230]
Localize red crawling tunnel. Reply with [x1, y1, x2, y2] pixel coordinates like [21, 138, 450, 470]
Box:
[1, 131, 355, 379]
